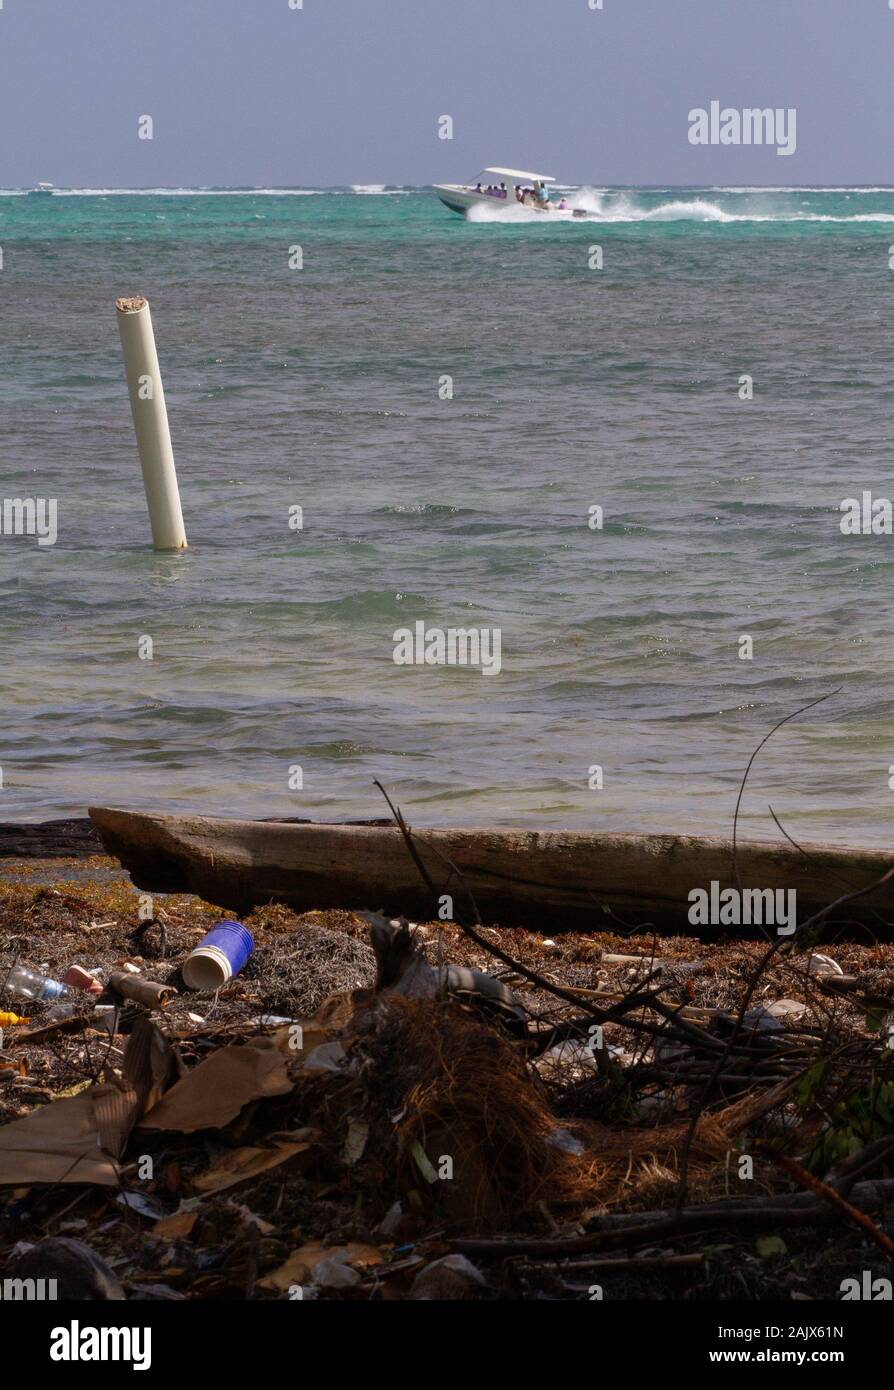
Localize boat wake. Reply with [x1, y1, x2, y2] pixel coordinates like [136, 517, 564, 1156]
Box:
[466, 187, 894, 225]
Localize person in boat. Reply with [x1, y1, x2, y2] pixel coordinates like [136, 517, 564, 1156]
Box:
[500, 181, 507, 197]
[535, 181, 550, 208]
[558, 195, 568, 210]
[476, 182, 482, 193]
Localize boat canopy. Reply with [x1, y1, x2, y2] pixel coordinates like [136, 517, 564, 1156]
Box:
[483, 167, 556, 183]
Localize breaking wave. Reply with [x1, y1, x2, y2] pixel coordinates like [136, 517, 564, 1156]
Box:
[46, 186, 329, 197]
[350, 184, 408, 194]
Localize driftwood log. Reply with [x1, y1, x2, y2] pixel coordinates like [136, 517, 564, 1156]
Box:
[89, 808, 894, 932]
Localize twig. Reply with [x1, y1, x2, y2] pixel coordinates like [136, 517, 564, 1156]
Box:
[761, 1146, 894, 1259]
[677, 771, 894, 1215]
[829, 1135, 894, 1198]
[535, 1252, 705, 1274]
[373, 780, 725, 1051]
[767, 805, 890, 934]
[732, 689, 839, 897]
[452, 1176, 894, 1258]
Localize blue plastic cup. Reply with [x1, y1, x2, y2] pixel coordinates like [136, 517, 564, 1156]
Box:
[182, 920, 254, 992]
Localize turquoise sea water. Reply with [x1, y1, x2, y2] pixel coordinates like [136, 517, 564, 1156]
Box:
[1, 184, 893, 842]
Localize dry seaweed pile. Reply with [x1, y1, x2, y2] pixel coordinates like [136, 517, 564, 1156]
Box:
[0, 861, 894, 1302]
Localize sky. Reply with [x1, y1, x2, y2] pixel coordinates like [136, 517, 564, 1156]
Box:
[0, 0, 892, 187]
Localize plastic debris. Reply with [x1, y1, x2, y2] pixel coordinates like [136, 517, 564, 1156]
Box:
[6, 963, 69, 1002]
[805, 952, 844, 977]
[7, 1238, 125, 1300]
[410, 1254, 489, 1301]
[62, 965, 103, 995]
[182, 920, 254, 991]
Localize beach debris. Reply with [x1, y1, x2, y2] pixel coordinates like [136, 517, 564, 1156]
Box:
[0, 1090, 121, 1185]
[546, 1126, 586, 1156]
[312, 1255, 363, 1290]
[535, 1039, 607, 1082]
[364, 912, 525, 1031]
[182, 920, 254, 991]
[16, 1013, 90, 1045]
[153, 1210, 200, 1241]
[302, 1040, 355, 1075]
[410, 1254, 489, 1301]
[1, 843, 892, 1305]
[377, 1202, 403, 1238]
[343, 1118, 369, 1166]
[0, 1011, 29, 1028]
[602, 952, 704, 977]
[805, 952, 844, 977]
[743, 999, 808, 1032]
[260, 1242, 383, 1293]
[92, 1004, 118, 1034]
[138, 1036, 292, 1133]
[192, 1136, 318, 1196]
[116, 1191, 168, 1220]
[109, 971, 175, 1010]
[62, 965, 103, 994]
[5, 962, 69, 1003]
[8, 1238, 125, 1300]
[411, 1140, 439, 1184]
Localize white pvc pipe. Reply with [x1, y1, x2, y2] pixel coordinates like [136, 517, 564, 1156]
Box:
[116, 295, 187, 551]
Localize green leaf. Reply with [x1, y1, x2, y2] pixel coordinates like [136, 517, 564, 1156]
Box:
[756, 1235, 788, 1258]
[796, 1060, 829, 1109]
[410, 1140, 438, 1185]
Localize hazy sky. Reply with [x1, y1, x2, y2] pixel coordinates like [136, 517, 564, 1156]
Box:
[1, 0, 892, 186]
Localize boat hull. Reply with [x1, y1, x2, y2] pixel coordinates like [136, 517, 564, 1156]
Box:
[88, 808, 894, 932]
[433, 185, 500, 214]
[433, 185, 585, 220]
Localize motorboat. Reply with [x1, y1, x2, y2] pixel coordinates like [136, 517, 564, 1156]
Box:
[433, 167, 585, 217]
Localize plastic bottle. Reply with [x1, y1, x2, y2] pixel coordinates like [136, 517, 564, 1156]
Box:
[5, 963, 71, 1003]
[0, 1011, 29, 1027]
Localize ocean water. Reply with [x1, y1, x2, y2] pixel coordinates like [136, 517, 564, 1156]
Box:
[1, 184, 893, 844]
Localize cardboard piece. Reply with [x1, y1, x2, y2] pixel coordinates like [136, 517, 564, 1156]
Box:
[138, 1037, 292, 1133]
[193, 1139, 314, 1195]
[0, 1089, 120, 1186]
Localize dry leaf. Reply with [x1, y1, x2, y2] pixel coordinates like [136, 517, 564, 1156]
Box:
[153, 1211, 199, 1240]
[343, 1119, 369, 1166]
[193, 1140, 313, 1196]
[260, 1241, 383, 1292]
